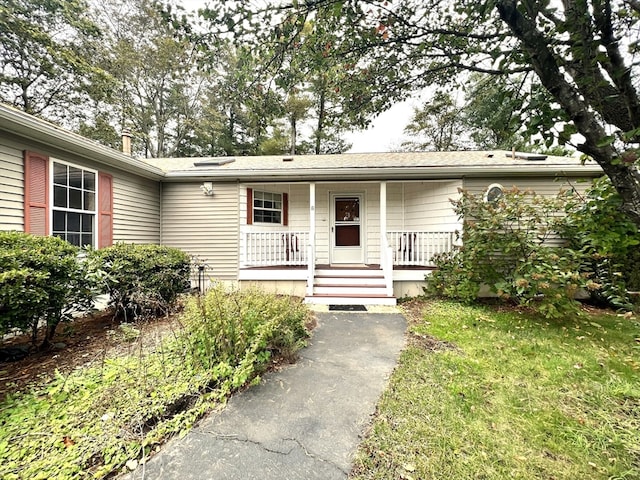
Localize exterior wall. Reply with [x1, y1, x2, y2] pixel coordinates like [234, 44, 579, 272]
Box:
[240, 183, 310, 229]
[112, 173, 160, 243]
[161, 182, 240, 281]
[0, 137, 24, 231]
[387, 180, 462, 231]
[463, 175, 596, 197]
[0, 132, 161, 243]
[238, 280, 307, 298]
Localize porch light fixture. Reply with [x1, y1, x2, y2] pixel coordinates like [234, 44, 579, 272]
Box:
[200, 182, 214, 196]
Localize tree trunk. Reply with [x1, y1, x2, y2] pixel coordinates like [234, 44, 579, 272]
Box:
[496, 0, 640, 227]
[290, 115, 297, 155]
[315, 87, 326, 155]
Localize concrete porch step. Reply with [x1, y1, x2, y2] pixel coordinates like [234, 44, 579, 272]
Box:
[304, 294, 397, 306]
[313, 285, 388, 296]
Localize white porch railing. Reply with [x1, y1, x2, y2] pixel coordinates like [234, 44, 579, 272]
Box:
[242, 231, 309, 267]
[387, 231, 456, 267]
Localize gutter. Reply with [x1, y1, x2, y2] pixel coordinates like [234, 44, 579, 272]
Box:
[0, 104, 165, 180]
[161, 164, 603, 182]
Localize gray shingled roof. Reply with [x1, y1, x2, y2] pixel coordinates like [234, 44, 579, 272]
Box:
[147, 150, 602, 182]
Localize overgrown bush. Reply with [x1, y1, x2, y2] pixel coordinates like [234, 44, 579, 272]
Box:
[426, 188, 590, 318]
[562, 176, 640, 309]
[90, 243, 191, 320]
[0, 232, 95, 347]
[181, 285, 309, 380]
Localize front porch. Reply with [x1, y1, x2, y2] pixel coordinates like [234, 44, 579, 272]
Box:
[238, 180, 461, 305]
[238, 229, 456, 305]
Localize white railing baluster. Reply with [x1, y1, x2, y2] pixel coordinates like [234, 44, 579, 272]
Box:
[241, 231, 310, 267]
[387, 230, 456, 267]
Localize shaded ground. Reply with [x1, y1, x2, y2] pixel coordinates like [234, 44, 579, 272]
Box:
[0, 310, 183, 401]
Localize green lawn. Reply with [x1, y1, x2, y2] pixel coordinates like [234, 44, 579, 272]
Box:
[350, 300, 640, 480]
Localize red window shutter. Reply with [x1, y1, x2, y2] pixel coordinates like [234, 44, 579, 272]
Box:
[283, 192, 289, 226]
[247, 188, 253, 225]
[98, 172, 114, 248]
[23, 151, 49, 236]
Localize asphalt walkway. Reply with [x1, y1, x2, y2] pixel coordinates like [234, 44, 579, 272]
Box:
[124, 310, 407, 480]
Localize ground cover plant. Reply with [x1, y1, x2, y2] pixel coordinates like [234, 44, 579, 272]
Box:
[0, 286, 310, 479]
[350, 300, 640, 480]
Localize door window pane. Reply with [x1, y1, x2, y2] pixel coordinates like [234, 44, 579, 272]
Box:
[335, 198, 360, 222]
[335, 225, 360, 246]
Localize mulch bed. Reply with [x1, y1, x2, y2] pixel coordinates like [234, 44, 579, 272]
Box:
[0, 310, 182, 401]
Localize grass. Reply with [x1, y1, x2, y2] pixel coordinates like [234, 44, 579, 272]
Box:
[350, 300, 640, 480]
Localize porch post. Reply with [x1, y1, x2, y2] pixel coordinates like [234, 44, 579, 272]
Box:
[307, 182, 316, 297]
[380, 181, 393, 296]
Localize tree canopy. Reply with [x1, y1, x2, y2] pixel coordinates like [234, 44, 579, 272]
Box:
[0, 0, 103, 122]
[205, 0, 640, 225]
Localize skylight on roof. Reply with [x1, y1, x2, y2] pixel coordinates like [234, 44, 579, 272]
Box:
[504, 153, 547, 161]
[193, 158, 235, 167]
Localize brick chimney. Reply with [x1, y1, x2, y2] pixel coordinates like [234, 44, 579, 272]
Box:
[122, 129, 132, 155]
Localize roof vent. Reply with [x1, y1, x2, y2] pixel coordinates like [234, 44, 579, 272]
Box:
[193, 158, 235, 167]
[505, 153, 547, 161]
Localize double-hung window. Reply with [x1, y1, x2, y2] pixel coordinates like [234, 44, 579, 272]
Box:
[253, 191, 283, 224]
[51, 160, 97, 247]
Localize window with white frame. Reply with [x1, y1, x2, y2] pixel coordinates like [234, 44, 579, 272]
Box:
[484, 183, 504, 204]
[51, 160, 97, 247]
[253, 190, 282, 224]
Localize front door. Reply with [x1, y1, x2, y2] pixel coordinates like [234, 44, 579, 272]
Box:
[331, 194, 364, 264]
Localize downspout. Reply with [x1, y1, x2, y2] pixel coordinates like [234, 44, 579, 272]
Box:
[159, 181, 163, 246]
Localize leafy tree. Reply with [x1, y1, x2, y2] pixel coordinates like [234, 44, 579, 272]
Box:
[204, 0, 640, 225]
[0, 0, 104, 123]
[462, 73, 532, 150]
[401, 90, 466, 151]
[86, 0, 206, 157]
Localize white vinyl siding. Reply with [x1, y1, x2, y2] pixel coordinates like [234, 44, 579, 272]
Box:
[386, 181, 462, 232]
[241, 184, 310, 229]
[0, 139, 25, 231]
[161, 182, 240, 281]
[463, 176, 600, 248]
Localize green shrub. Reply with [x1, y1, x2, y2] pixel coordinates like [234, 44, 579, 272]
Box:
[0, 232, 95, 347]
[426, 188, 588, 318]
[562, 176, 640, 309]
[90, 243, 191, 320]
[181, 285, 309, 379]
